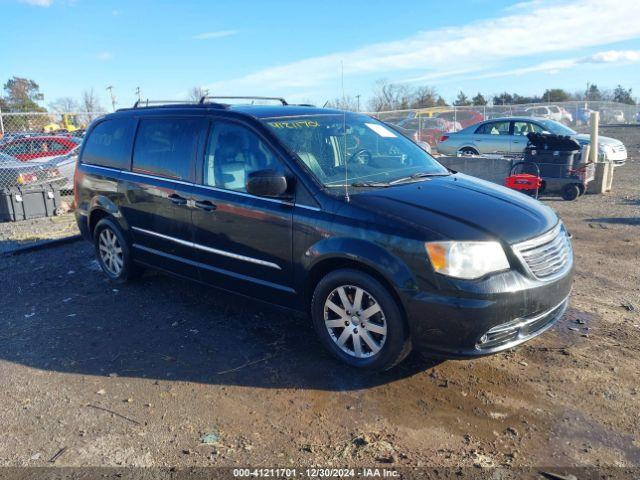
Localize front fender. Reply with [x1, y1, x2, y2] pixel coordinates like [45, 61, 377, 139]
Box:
[302, 237, 420, 298]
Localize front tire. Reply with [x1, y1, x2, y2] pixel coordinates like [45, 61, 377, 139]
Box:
[93, 217, 141, 283]
[311, 269, 411, 371]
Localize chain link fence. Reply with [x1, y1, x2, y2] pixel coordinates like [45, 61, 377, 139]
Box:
[370, 100, 639, 153]
[0, 111, 104, 191]
[0, 101, 637, 194]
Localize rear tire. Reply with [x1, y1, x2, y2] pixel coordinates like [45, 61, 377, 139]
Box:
[311, 269, 411, 371]
[93, 217, 141, 283]
[459, 147, 478, 156]
[561, 184, 580, 201]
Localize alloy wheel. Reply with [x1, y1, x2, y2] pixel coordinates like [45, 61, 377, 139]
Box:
[323, 285, 387, 358]
[98, 228, 124, 276]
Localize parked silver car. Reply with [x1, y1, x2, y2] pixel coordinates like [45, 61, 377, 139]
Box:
[0, 152, 65, 189]
[438, 117, 627, 165]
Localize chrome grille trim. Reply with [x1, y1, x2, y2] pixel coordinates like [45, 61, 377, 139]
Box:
[512, 223, 573, 281]
[476, 297, 569, 351]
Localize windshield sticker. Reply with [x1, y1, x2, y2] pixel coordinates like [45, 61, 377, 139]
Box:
[365, 123, 397, 138]
[268, 120, 319, 129]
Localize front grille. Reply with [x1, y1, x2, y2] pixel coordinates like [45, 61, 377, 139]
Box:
[476, 298, 568, 351]
[513, 223, 573, 281]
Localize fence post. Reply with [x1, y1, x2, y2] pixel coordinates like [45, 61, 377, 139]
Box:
[0, 105, 4, 137]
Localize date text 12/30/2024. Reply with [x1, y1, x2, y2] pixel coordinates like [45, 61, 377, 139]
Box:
[233, 468, 400, 477]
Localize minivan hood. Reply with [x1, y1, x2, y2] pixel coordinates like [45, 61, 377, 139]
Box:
[350, 174, 557, 244]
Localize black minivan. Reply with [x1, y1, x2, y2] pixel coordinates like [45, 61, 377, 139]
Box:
[74, 98, 573, 371]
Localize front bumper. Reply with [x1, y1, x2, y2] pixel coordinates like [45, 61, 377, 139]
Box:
[405, 265, 573, 357]
[605, 149, 627, 165]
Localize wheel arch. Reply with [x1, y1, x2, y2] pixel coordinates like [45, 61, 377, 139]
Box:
[88, 195, 130, 240]
[302, 239, 419, 321]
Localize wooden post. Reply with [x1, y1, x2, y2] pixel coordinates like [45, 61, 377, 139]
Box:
[588, 111, 599, 163]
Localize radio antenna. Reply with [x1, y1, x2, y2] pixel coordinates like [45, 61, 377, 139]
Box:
[341, 61, 350, 202]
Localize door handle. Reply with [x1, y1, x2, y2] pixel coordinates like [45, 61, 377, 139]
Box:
[168, 193, 187, 205]
[194, 199, 216, 212]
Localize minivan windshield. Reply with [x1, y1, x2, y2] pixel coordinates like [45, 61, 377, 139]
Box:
[262, 113, 448, 187]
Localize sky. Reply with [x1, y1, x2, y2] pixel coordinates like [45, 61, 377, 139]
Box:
[1, 0, 640, 111]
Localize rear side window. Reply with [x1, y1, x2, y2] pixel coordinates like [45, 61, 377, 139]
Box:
[82, 118, 135, 169]
[132, 118, 206, 181]
[475, 121, 510, 135]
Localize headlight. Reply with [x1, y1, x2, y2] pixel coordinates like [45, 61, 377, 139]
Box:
[599, 144, 612, 154]
[425, 241, 510, 279]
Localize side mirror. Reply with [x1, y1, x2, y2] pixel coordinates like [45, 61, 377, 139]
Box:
[246, 169, 290, 198]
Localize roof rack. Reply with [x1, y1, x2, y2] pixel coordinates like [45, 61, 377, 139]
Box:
[199, 96, 288, 106]
[132, 99, 199, 108]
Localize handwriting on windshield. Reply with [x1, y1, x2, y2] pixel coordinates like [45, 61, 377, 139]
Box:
[268, 120, 319, 129]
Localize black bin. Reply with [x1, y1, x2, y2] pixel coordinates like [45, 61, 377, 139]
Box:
[524, 148, 581, 178]
[0, 184, 62, 222]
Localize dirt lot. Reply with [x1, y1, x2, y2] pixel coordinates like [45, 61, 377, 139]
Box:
[0, 127, 638, 473]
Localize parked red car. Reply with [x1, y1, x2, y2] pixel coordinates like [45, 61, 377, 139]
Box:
[436, 110, 484, 128]
[0, 136, 81, 162]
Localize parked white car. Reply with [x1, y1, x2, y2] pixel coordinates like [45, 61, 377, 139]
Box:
[558, 106, 573, 124]
[546, 105, 566, 123]
[602, 109, 625, 123]
[524, 106, 553, 120]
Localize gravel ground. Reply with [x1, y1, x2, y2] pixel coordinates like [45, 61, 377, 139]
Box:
[0, 195, 77, 254]
[0, 127, 638, 473]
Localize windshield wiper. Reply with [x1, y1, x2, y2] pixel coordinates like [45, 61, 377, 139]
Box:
[350, 181, 390, 187]
[388, 171, 450, 185]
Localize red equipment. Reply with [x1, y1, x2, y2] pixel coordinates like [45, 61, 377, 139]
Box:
[505, 162, 542, 198]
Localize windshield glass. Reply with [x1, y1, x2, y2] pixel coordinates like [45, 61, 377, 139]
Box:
[538, 119, 576, 135]
[262, 113, 448, 187]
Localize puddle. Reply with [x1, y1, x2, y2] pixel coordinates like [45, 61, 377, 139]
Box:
[553, 409, 640, 464]
[551, 308, 601, 345]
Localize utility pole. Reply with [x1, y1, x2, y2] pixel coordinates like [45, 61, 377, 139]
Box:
[355, 94, 361, 112]
[106, 86, 117, 111]
[135, 87, 141, 102]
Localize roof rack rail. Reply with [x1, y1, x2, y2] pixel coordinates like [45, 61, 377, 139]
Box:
[199, 96, 288, 106]
[132, 99, 198, 108]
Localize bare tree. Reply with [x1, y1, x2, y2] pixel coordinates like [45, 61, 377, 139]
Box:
[325, 95, 360, 111]
[368, 80, 414, 112]
[80, 89, 105, 123]
[188, 86, 208, 102]
[49, 97, 80, 113]
[368, 80, 443, 112]
[410, 86, 439, 108]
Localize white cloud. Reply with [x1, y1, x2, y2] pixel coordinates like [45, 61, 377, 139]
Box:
[468, 49, 640, 81]
[19, 0, 53, 6]
[192, 30, 237, 40]
[579, 49, 640, 64]
[96, 51, 113, 61]
[203, 0, 640, 94]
